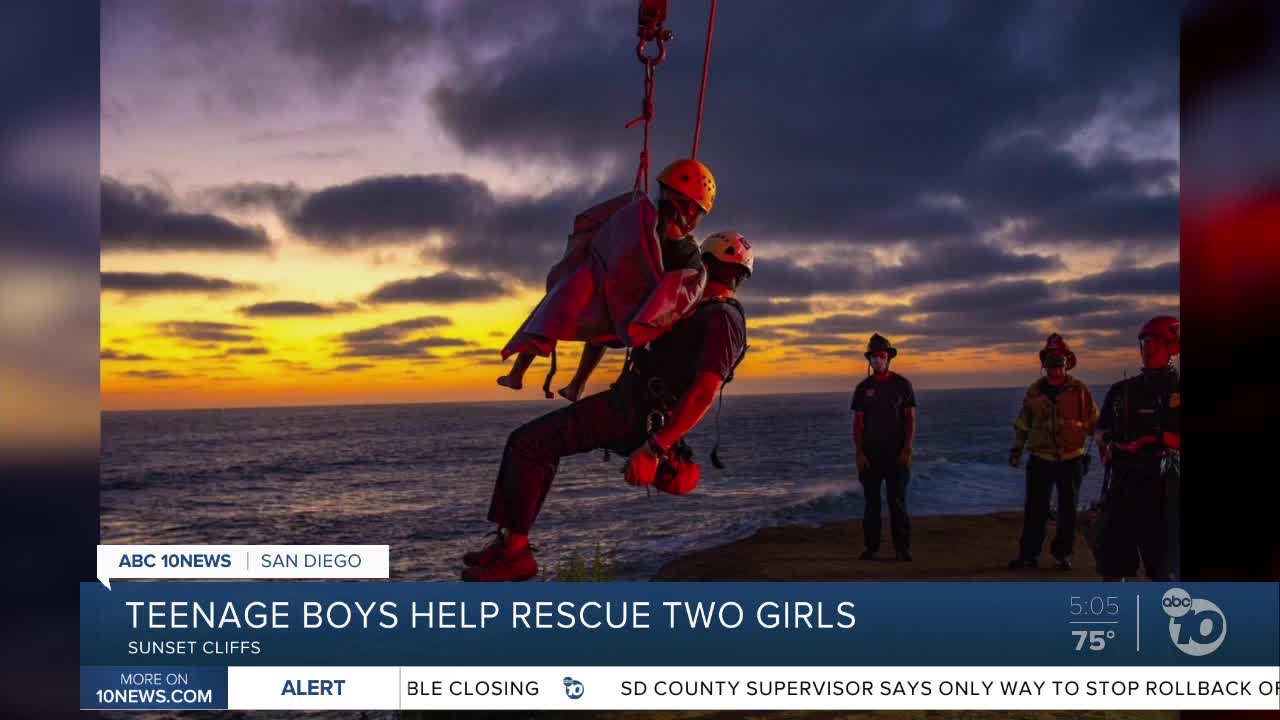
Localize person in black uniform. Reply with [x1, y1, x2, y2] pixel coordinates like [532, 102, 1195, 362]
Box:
[1094, 315, 1181, 581]
[462, 232, 754, 581]
[851, 334, 918, 561]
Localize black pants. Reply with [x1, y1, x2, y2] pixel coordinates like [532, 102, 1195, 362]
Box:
[859, 459, 910, 552]
[486, 388, 648, 535]
[1164, 465, 1180, 581]
[1017, 456, 1082, 561]
[1095, 465, 1175, 580]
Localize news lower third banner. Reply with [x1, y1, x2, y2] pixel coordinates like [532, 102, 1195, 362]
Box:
[81, 582, 1280, 711]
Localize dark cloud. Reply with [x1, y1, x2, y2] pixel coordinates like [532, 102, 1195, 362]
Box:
[101, 271, 255, 295]
[276, 173, 577, 282]
[179, 0, 1174, 295]
[779, 345, 857, 359]
[746, 300, 814, 319]
[742, 258, 862, 299]
[102, 178, 271, 253]
[333, 335, 471, 360]
[103, 0, 438, 100]
[744, 326, 801, 342]
[426, 1, 631, 167]
[275, 0, 435, 82]
[465, 357, 514, 369]
[1069, 262, 1179, 296]
[762, 288, 1172, 353]
[268, 358, 313, 372]
[238, 301, 358, 317]
[124, 369, 183, 380]
[333, 314, 474, 358]
[366, 272, 508, 304]
[442, 185, 594, 283]
[743, 243, 1062, 299]
[912, 280, 1051, 313]
[427, 1, 1177, 250]
[247, 167, 1068, 296]
[287, 174, 491, 248]
[872, 241, 1064, 289]
[205, 182, 306, 216]
[781, 338, 859, 353]
[766, 279, 1161, 354]
[154, 321, 257, 343]
[100, 349, 154, 361]
[339, 316, 453, 343]
[449, 348, 500, 359]
[222, 346, 269, 356]
[332, 342, 436, 359]
[788, 309, 925, 342]
[1063, 305, 1181, 335]
[330, 363, 373, 372]
[910, 280, 1111, 323]
[961, 140, 1180, 246]
[1042, 190, 1179, 245]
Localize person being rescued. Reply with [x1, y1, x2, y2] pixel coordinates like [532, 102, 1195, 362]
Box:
[1007, 333, 1099, 572]
[463, 232, 754, 581]
[497, 159, 717, 401]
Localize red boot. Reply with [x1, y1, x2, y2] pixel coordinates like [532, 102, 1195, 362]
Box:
[461, 545, 538, 582]
[462, 531, 504, 567]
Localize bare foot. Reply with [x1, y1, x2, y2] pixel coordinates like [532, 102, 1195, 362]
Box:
[497, 375, 523, 390]
[558, 384, 582, 402]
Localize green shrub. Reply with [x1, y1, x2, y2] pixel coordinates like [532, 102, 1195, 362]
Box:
[553, 541, 617, 582]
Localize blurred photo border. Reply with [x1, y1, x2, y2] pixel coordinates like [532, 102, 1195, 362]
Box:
[1, 1, 1277, 718]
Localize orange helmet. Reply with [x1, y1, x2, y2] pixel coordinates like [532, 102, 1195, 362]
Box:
[657, 159, 716, 214]
[1139, 315, 1180, 356]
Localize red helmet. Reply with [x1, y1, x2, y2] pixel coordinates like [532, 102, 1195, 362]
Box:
[1039, 332, 1077, 371]
[1139, 315, 1180, 356]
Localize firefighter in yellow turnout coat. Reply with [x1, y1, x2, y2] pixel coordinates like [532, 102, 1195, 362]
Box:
[1008, 334, 1099, 570]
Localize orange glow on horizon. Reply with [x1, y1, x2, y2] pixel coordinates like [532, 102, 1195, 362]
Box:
[100, 226, 1167, 411]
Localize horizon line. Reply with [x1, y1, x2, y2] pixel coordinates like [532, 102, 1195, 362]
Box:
[101, 384, 1069, 414]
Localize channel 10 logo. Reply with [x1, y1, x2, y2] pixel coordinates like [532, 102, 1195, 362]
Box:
[563, 677, 585, 700]
[1162, 587, 1227, 657]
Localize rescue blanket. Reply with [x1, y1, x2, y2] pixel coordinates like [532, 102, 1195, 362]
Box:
[501, 192, 706, 358]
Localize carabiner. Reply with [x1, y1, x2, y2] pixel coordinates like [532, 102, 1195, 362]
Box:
[636, 0, 672, 67]
[636, 33, 669, 66]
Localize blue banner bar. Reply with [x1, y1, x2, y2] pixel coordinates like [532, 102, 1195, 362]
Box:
[81, 582, 1278, 667]
[80, 666, 227, 710]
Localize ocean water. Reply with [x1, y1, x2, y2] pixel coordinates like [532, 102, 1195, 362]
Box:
[101, 389, 1108, 581]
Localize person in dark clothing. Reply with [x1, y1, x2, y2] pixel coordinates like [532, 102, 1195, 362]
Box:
[1094, 315, 1181, 581]
[1007, 333, 1098, 571]
[463, 231, 754, 581]
[851, 334, 918, 561]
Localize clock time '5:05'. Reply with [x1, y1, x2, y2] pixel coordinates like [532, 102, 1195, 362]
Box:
[1070, 596, 1119, 616]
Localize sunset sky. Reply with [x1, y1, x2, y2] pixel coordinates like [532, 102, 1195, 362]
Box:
[100, 0, 1179, 411]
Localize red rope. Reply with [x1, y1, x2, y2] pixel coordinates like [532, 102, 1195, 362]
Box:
[627, 2, 667, 196]
[691, 0, 719, 161]
[626, 63, 657, 195]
